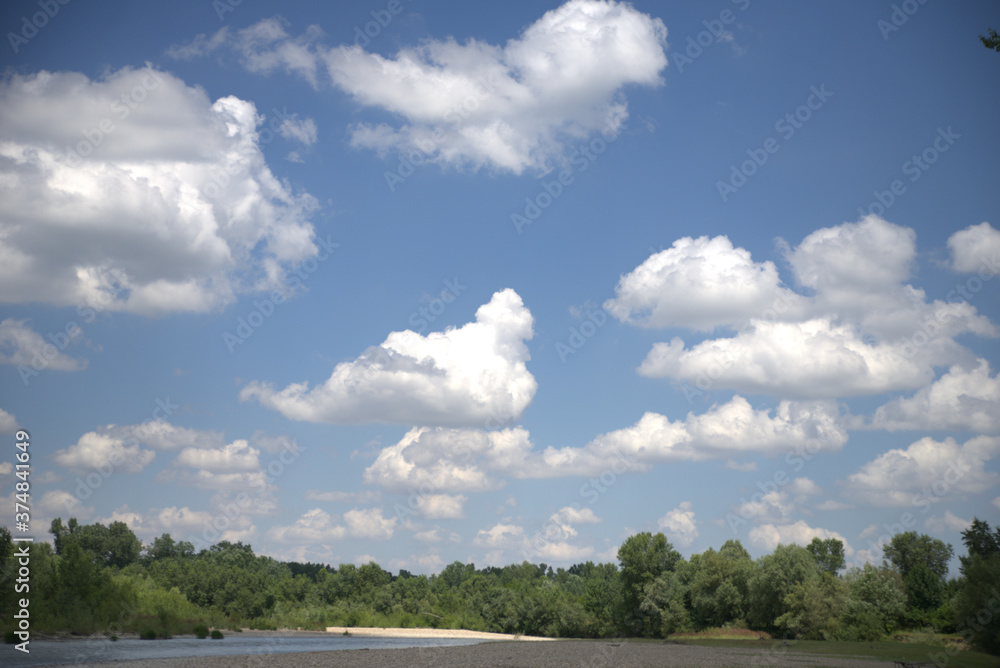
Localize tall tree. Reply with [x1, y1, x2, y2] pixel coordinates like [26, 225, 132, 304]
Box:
[883, 531, 952, 580]
[618, 532, 680, 635]
[806, 537, 846, 575]
[747, 544, 819, 631]
[883, 532, 953, 613]
[956, 520, 1000, 654]
[959, 517, 1000, 574]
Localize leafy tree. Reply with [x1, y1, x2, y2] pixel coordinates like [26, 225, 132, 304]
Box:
[981, 28, 1000, 52]
[618, 532, 680, 634]
[883, 532, 953, 613]
[842, 564, 906, 640]
[580, 561, 621, 637]
[806, 537, 846, 575]
[956, 518, 1000, 653]
[640, 570, 691, 636]
[48, 518, 141, 568]
[687, 540, 753, 628]
[747, 544, 819, 631]
[775, 572, 847, 640]
[883, 531, 952, 580]
[959, 517, 1000, 573]
[143, 533, 195, 563]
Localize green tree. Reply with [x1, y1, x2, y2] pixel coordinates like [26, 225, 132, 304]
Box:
[618, 532, 681, 635]
[883, 531, 952, 580]
[806, 537, 846, 575]
[639, 569, 691, 636]
[687, 540, 753, 628]
[883, 532, 953, 613]
[842, 564, 906, 640]
[775, 572, 847, 640]
[579, 561, 621, 637]
[959, 517, 1000, 573]
[956, 518, 1000, 653]
[981, 28, 1000, 52]
[747, 544, 819, 632]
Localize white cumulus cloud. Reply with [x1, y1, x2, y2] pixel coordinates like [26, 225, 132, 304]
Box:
[843, 435, 1000, 507]
[0, 319, 86, 371]
[948, 222, 1000, 274]
[0, 66, 320, 315]
[170, 1, 668, 174]
[658, 501, 698, 547]
[604, 235, 802, 331]
[749, 520, 853, 555]
[54, 432, 155, 474]
[871, 359, 1000, 433]
[242, 289, 536, 427]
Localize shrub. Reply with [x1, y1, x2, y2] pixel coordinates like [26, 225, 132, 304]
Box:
[140, 629, 157, 640]
[194, 624, 209, 639]
[210, 629, 224, 639]
[3, 631, 17, 644]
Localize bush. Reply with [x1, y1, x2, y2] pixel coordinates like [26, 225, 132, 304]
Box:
[3, 631, 17, 644]
[210, 629, 224, 639]
[194, 624, 209, 638]
[140, 629, 157, 640]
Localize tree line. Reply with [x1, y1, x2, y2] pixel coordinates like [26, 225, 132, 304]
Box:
[0, 517, 997, 654]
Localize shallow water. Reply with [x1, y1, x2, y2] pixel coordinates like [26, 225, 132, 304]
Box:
[3, 634, 485, 667]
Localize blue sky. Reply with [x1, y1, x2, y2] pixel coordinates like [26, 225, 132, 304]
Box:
[1, 0, 998, 574]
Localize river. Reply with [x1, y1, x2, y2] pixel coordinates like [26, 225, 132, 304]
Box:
[3, 634, 486, 666]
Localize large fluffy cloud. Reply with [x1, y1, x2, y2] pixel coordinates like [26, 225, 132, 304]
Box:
[871, 359, 1000, 433]
[843, 435, 1000, 507]
[948, 222, 1000, 274]
[631, 217, 996, 399]
[0, 66, 319, 314]
[364, 395, 845, 490]
[54, 432, 156, 473]
[241, 289, 536, 427]
[604, 235, 803, 331]
[170, 1, 668, 173]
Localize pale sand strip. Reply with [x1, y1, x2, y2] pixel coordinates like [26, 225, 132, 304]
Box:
[325, 625, 555, 641]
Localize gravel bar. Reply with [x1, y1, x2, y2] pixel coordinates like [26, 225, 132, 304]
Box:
[68, 639, 901, 668]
